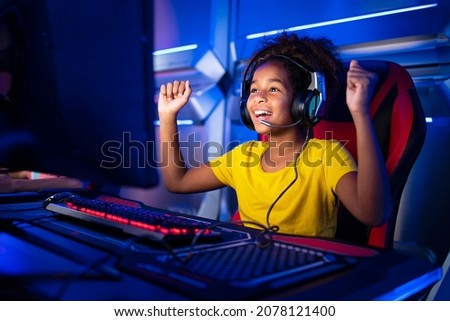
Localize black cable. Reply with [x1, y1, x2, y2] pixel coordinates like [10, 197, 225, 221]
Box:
[53, 251, 121, 300]
[264, 129, 310, 231]
[175, 219, 279, 263]
[265, 163, 299, 228]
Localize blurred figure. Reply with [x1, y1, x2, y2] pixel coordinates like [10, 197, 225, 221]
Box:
[0, 169, 83, 193]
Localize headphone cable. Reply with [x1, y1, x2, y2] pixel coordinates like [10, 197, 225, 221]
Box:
[265, 128, 310, 230]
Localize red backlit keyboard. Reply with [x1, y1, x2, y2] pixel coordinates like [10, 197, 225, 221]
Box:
[44, 193, 220, 242]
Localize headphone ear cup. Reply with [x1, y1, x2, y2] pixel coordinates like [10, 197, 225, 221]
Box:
[291, 90, 321, 127]
[291, 93, 306, 125]
[304, 90, 322, 127]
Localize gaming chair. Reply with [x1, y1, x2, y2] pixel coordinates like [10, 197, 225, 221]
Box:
[233, 60, 427, 250]
[314, 60, 426, 249]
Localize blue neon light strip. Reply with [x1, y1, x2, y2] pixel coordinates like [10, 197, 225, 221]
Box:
[154, 120, 194, 126]
[153, 44, 198, 56]
[374, 268, 442, 300]
[246, 3, 438, 40]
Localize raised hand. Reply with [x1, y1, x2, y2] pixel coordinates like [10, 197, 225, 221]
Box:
[346, 60, 378, 116]
[158, 80, 192, 117]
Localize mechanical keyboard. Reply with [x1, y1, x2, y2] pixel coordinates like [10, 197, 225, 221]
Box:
[44, 192, 221, 243]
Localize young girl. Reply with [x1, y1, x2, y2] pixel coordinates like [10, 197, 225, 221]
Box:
[157, 32, 392, 238]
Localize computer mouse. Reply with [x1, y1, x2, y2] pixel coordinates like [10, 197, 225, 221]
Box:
[43, 192, 78, 207]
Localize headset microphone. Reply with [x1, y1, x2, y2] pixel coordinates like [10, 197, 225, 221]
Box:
[259, 119, 303, 128]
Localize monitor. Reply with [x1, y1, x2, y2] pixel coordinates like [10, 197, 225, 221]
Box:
[0, 0, 159, 188]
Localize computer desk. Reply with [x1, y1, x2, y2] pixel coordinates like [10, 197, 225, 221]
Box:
[0, 190, 442, 301]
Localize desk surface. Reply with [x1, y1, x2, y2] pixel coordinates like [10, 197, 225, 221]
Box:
[0, 191, 442, 300]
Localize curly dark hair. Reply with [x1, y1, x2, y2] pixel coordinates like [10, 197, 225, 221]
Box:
[247, 32, 344, 100]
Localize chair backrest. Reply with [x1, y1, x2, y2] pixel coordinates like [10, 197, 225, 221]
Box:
[313, 60, 427, 249]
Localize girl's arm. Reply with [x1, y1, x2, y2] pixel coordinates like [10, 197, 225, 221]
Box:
[336, 60, 392, 226]
[158, 80, 224, 193]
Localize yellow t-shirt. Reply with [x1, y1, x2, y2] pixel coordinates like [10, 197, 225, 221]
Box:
[209, 138, 357, 238]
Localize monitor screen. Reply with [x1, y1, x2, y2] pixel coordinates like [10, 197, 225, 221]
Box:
[0, 0, 159, 188]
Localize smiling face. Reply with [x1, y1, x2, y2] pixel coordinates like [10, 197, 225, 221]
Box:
[247, 60, 295, 133]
